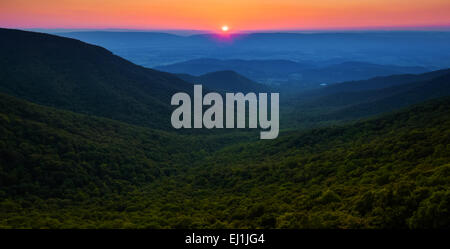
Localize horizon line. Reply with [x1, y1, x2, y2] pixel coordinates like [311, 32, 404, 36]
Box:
[2, 23, 449, 33]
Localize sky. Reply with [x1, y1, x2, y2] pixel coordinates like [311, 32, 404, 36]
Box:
[1, 0, 450, 32]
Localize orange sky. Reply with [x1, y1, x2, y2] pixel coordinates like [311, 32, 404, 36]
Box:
[1, 0, 449, 31]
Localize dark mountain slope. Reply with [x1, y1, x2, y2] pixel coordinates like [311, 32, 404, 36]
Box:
[0, 28, 192, 129]
[318, 68, 450, 95]
[300, 61, 428, 84]
[283, 68, 450, 129]
[321, 72, 450, 120]
[177, 70, 270, 92]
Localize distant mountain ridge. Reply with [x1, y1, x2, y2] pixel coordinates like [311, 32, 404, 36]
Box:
[156, 58, 313, 77]
[155, 58, 429, 86]
[56, 31, 450, 69]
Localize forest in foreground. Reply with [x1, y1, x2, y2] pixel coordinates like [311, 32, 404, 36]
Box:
[1, 92, 449, 228]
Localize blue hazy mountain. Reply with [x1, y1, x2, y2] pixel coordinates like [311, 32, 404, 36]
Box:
[156, 59, 428, 86]
[176, 70, 271, 92]
[56, 31, 450, 69]
[156, 58, 314, 83]
[157, 58, 312, 76]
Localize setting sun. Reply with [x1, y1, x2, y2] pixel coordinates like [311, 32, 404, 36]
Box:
[221, 25, 229, 32]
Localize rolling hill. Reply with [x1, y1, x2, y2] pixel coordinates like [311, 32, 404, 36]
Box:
[176, 70, 271, 92]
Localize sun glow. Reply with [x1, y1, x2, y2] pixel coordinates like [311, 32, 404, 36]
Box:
[1, 0, 449, 31]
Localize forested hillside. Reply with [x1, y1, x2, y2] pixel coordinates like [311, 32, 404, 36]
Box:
[1, 92, 449, 228]
[187, 97, 450, 228]
[0, 92, 253, 200]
